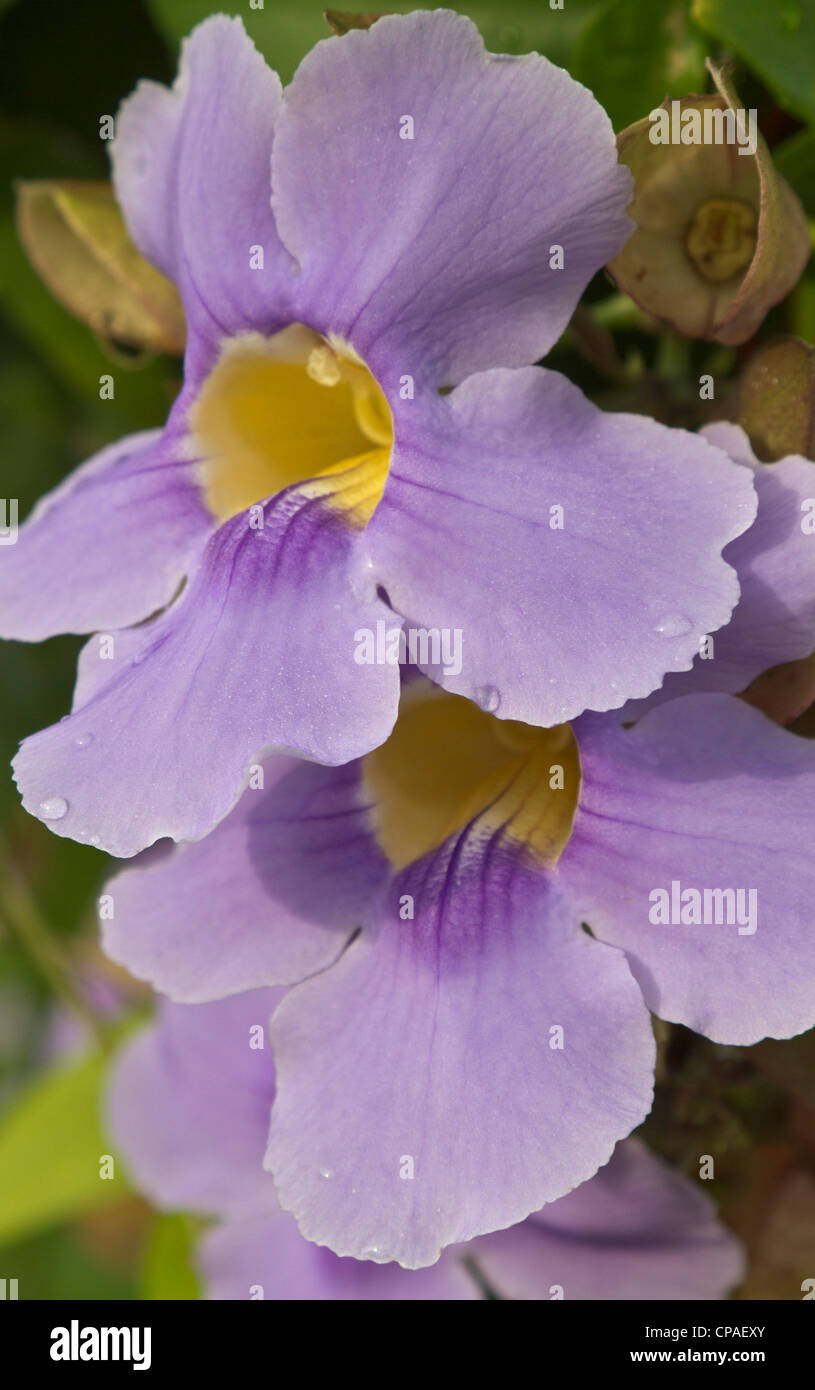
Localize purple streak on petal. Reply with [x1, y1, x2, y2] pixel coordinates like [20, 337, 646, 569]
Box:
[266, 829, 654, 1268]
[13, 493, 399, 856]
[0, 429, 211, 641]
[565, 694, 815, 1043]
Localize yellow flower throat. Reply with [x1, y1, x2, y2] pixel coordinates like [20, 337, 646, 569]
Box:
[191, 324, 392, 525]
[364, 686, 581, 872]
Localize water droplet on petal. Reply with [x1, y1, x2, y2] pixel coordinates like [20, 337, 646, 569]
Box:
[475, 684, 500, 713]
[39, 796, 68, 821]
[319, 1167, 334, 1180]
[655, 613, 692, 638]
[89, 835, 101, 847]
[74, 732, 93, 748]
[361, 1246, 381, 1259]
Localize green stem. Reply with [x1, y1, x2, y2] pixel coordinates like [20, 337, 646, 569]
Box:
[590, 292, 652, 332]
[0, 830, 110, 1049]
[656, 330, 691, 384]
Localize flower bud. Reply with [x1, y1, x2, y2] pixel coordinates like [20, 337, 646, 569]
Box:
[15, 180, 185, 355]
[738, 337, 815, 725]
[324, 10, 386, 35]
[737, 335, 815, 461]
[608, 63, 810, 345]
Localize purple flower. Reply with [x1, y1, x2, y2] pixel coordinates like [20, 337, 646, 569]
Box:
[108, 990, 743, 1299]
[99, 420, 815, 1264]
[103, 649, 815, 1268]
[2, 13, 755, 857]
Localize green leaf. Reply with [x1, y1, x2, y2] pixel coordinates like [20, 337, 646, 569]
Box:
[463, 0, 606, 67]
[791, 261, 815, 346]
[0, 1224, 139, 1300]
[146, 2, 607, 84]
[692, 0, 815, 123]
[573, 0, 707, 131]
[141, 1213, 201, 1300]
[0, 1048, 126, 1244]
[775, 128, 815, 217]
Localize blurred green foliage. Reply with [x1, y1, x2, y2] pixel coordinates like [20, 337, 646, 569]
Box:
[693, 0, 815, 122]
[573, 0, 707, 130]
[141, 1213, 202, 1300]
[0, 1046, 127, 1245]
[0, 0, 813, 1301]
[147, 0, 608, 80]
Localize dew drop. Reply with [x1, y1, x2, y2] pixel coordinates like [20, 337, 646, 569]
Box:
[39, 796, 68, 821]
[74, 732, 94, 749]
[475, 684, 500, 713]
[319, 1166, 334, 1180]
[655, 613, 692, 638]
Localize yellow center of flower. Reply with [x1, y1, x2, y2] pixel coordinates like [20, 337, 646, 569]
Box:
[363, 685, 581, 871]
[190, 324, 392, 525]
[684, 197, 757, 283]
